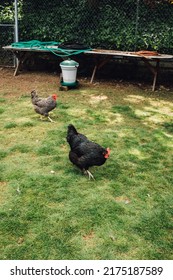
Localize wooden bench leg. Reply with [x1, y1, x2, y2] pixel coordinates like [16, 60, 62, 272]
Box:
[14, 58, 21, 76]
[142, 58, 160, 91]
[90, 57, 111, 83]
[13, 51, 32, 76]
[152, 60, 160, 91]
[90, 65, 98, 83]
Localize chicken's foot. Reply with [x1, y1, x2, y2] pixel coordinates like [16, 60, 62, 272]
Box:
[84, 170, 95, 180]
[48, 116, 55, 123]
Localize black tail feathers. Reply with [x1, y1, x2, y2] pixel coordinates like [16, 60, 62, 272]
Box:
[67, 124, 78, 135]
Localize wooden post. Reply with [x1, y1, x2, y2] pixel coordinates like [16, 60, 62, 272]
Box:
[14, 58, 20, 76]
[90, 65, 98, 83]
[152, 60, 160, 91]
[141, 57, 160, 91]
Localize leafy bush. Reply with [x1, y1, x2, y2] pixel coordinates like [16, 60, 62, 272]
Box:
[1, 0, 173, 52]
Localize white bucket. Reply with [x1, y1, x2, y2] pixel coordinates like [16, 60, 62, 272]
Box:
[60, 59, 79, 85]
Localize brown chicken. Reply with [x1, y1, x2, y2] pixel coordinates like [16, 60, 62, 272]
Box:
[67, 124, 110, 179]
[31, 90, 57, 122]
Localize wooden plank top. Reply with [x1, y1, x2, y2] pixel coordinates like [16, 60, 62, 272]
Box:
[85, 49, 173, 60]
[3, 45, 173, 60]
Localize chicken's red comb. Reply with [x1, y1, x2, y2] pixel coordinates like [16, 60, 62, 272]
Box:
[52, 94, 58, 100]
[104, 147, 110, 159]
[106, 147, 111, 156]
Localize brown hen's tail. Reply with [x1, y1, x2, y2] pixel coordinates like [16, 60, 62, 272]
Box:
[31, 90, 38, 98]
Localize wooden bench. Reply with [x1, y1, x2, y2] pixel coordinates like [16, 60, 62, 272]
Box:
[3, 45, 173, 91]
[85, 49, 173, 91]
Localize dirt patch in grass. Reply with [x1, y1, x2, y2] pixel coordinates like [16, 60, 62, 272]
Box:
[0, 67, 173, 101]
[83, 231, 95, 241]
[114, 196, 131, 204]
[89, 95, 108, 104]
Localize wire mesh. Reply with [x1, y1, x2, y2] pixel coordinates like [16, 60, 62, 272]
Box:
[0, 0, 173, 66]
[0, 24, 15, 66]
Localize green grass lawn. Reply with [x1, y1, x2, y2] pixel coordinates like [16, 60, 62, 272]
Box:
[0, 70, 173, 260]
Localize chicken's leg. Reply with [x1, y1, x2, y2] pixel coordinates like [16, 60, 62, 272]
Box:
[84, 170, 95, 180]
[47, 116, 55, 123]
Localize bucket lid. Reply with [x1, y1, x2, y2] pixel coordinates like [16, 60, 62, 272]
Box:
[60, 59, 79, 67]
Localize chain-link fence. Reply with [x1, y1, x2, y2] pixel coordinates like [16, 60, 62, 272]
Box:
[0, 24, 15, 66]
[1, 0, 173, 66]
[0, 0, 16, 66]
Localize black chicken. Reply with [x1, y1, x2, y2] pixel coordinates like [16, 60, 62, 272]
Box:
[67, 124, 110, 179]
[31, 90, 57, 122]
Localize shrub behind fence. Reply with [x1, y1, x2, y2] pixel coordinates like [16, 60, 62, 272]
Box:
[0, 0, 173, 66]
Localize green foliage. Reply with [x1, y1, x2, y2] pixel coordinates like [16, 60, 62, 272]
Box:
[0, 0, 23, 23]
[1, 0, 171, 52]
[0, 4, 14, 23]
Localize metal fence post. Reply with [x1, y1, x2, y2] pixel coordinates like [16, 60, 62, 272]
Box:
[14, 0, 19, 67]
[135, 0, 140, 51]
[14, 0, 19, 42]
